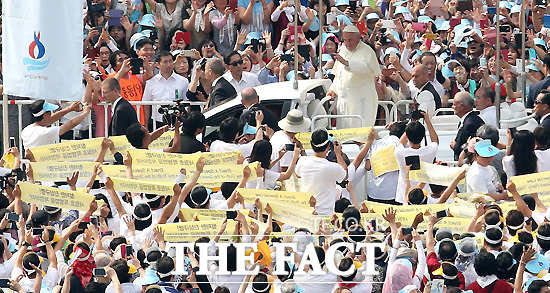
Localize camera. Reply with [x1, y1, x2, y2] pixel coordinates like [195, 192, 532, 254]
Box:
[159, 100, 190, 127]
[0, 168, 25, 190]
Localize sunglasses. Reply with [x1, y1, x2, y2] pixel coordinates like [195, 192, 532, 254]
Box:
[229, 59, 244, 66]
[534, 100, 542, 105]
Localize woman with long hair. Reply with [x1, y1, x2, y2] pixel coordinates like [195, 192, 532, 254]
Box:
[245, 139, 301, 189]
[503, 130, 538, 177]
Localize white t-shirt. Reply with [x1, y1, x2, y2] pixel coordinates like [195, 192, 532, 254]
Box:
[466, 161, 500, 194]
[270, 130, 294, 172]
[366, 135, 400, 201]
[479, 106, 498, 128]
[246, 168, 280, 190]
[12, 266, 59, 292]
[394, 142, 439, 203]
[295, 156, 346, 215]
[294, 271, 338, 293]
[210, 140, 255, 158]
[502, 151, 550, 177]
[105, 282, 142, 293]
[21, 124, 61, 149]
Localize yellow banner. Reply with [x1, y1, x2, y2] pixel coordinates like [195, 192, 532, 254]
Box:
[409, 162, 466, 186]
[296, 127, 373, 149]
[371, 145, 399, 177]
[266, 201, 316, 231]
[29, 138, 105, 162]
[102, 165, 184, 182]
[237, 188, 312, 208]
[128, 149, 201, 167]
[417, 217, 472, 234]
[109, 131, 174, 152]
[201, 151, 241, 165]
[19, 182, 97, 212]
[110, 177, 175, 194]
[1, 153, 16, 169]
[30, 162, 98, 182]
[103, 163, 257, 187]
[179, 209, 250, 222]
[157, 220, 237, 242]
[511, 171, 550, 194]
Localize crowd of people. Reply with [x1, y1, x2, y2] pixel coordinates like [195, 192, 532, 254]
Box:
[2, 0, 550, 292]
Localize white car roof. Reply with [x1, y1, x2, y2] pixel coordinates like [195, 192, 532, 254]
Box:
[203, 79, 332, 119]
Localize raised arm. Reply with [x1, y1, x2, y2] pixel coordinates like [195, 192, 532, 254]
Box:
[59, 104, 91, 136]
[351, 128, 376, 169]
[437, 169, 466, 204]
[105, 176, 127, 216]
[423, 111, 438, 144]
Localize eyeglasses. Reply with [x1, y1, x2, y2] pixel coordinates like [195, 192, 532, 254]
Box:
[534, 100, 542, 105]
[229, 59, 244, 66]
[101, 89, 114, 95]
[202, 43, 215, 48]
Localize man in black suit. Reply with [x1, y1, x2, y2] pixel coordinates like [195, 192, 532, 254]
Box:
[239, 87, 280, 131]
[527, 54, 550, 108]
[101, 77, 139, 136]
[534, 90, 550, 129]
[205, 58, 236, 108]
[450, 92, 485, 160]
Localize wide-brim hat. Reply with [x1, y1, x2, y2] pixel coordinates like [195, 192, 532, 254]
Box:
[278, 109, 311, 133]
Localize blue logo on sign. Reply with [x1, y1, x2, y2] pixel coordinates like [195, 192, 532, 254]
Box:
[22, 31, 50, 71]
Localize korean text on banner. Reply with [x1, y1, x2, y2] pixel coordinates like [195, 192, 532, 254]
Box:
[30, 162, 98, 182]
[3, 0, 83, 100]
[28, 138, 104, 162]
[510, 171, 550, 194]
[102, 165, 185, 182]
[110, 177, 175, 194]
[236, 188, 312, 208]
[296, 127, 372, 149]
[370, 145, 399, 177]
[128, 149, 201, 167]
[19, 181, 96, 212]
[157, 220, 237, 242]
[409, 162, 466, 186]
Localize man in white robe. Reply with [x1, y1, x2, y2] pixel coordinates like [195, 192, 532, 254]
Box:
[326, 25, 381, 128]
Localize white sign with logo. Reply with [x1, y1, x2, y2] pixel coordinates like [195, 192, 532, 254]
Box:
[2, 0, 83, 100]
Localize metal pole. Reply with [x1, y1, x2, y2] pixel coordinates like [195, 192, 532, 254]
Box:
[318, 0, 324, 77]
[2, 94, 8, 152]
[495, 0, 501, 129]
[293, 3, 300, 89]
[520, 0, 527, 104]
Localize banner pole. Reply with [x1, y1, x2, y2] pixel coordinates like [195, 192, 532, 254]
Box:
[2, 94, 8, 152]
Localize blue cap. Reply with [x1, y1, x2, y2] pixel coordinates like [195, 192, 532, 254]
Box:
[384, 47, 400, 57]
[434, 18, 445, 27]
[441, 60, 462, 78]
[527, 64, 540, 71]
[437, 20, 450, 31]
[295, 285, 305, 293]
[534, 38, 547, 48]
[526, 253, 550, 274]
[43, 101, 59, 112]
[286, 70, 295, 81]
[335, 0, 350, 5]
[140, 14, 156, 27]
[367, 13, 380, 20]
[510, 5, 521, 14]
[501, 1, 512, 9]
[336, 15, 352, 26]
[321, 53, 333, 62]
[394, 6, 410, 15]
[386, 30, 401, 41]
[135, 268, 160, 285]
[243, 124, 257, 135]
[418, 15, 433, 23]
[475, 139, 500, 157]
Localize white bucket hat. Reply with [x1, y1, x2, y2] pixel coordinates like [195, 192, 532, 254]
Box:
[278, 109, 311, 133]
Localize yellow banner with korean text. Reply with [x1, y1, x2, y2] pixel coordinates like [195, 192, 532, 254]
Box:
[237, 188, 312, 208]
[409, 162, 466, 186]
[110, 177, 175, 194]
[296, 127, 373, 149]
[510, 171, 550, 194]
[30, 162, 98, 182]
[370, 145, 399, 177]
[19, 181, 98, 212]
[157, 220, 237, 242]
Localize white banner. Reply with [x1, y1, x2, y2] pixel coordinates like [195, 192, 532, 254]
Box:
[2, 0, 83, 100]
